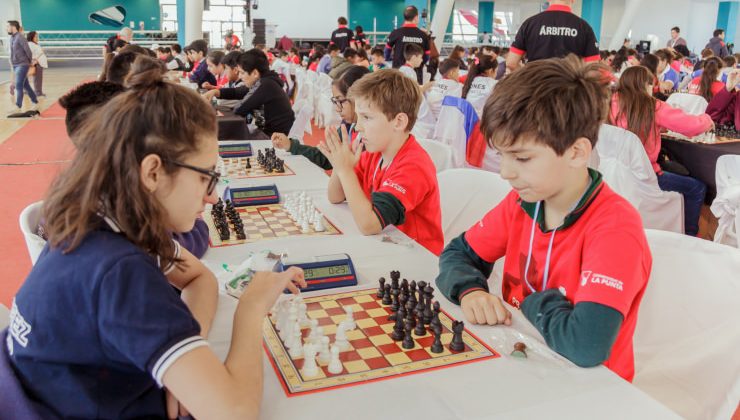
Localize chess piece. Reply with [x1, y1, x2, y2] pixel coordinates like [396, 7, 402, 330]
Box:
[430, 301, 442, 331]
[422, 285, 434, 325]
[318, 336, 331, 364]
[391, 304, 406, 341]
[511, 342, 527, 359]
[245, 158, 251, 169]
[390, 287, 400, 312]
[449, 320, 465, 352]
[301, 219, 311, 234]
[343, 307, 356, 330]
[314, 217, 326, 232]
[335, 323, 350, 351]
[301, 344, 319, 377]
[377, 277, 386, 299]
[327, 345, 343, 374]
[430, 324, 443, 354]
[413, 309, 427, 336]
[402, 318, 415, 349]
[306, 319, 320, 344]
[288, 329, 304, 358]
[382, 284, 392, 305]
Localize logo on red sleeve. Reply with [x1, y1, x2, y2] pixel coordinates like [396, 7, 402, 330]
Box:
[581, 271, 624, 292]
[382, 179, 407, 194]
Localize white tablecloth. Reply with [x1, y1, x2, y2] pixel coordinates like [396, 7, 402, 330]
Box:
[203, 239, 678, 420]
[201, 149, 677, 419]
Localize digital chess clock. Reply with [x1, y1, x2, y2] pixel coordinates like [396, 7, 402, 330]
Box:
[277, 253, 358, 292]
[223, 184, 280, 206]
[218, 142, 253, 158]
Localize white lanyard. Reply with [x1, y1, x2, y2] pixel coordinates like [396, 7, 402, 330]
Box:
[522, 179, 593, 294]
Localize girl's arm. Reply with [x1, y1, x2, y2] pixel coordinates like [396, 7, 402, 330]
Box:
[656, 101, 714, 137]
[162, 269, 305, 420]
[167, 247, 218, 337]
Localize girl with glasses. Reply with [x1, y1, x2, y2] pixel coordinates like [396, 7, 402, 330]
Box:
[272, 65, 370, 170]
[4, 57, 305, 419]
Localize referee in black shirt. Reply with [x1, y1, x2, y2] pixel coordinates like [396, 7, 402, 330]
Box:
[330, 17, 354, 52]
[384, 6, 430, 84]
[506, 0, 600, 73]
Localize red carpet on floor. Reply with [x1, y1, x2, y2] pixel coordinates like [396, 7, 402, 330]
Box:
[0, 119, 74, 164]
[0, 164, 68, 305]
[39, 101, 66, 118]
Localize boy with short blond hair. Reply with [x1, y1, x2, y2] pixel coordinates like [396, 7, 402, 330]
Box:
[319, 69, 443, 255]
[436, 56, 652, 382]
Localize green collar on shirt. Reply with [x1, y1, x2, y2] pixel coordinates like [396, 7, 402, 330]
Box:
[518, 168, 604, 232]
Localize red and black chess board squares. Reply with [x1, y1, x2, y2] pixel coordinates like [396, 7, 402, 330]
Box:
[220, 156, 295, 179]
[263, 289, 499, 396]
[205, 204, 341, 247]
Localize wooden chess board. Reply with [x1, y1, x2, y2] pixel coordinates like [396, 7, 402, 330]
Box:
[204, 204, 341, 247]
[220, 156, 296, 179]
[263, 289, 499, 396]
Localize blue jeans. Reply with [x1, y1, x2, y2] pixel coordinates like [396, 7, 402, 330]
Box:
[13, 64, 38, 109]
[657, 171, 706, 236]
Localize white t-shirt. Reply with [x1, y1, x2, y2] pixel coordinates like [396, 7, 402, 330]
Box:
[425, 78, 463, 119]
[465, 76, 497, 117]
[399, 65, 418, 82]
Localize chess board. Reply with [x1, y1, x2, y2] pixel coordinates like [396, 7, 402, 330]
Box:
[263, 289, 499, 396]
[220, 156, 296, 179]
[204, 203, 341, 247]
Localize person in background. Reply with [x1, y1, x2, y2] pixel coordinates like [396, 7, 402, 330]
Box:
[384, 6, 431, 84]
[354, 48, 370, 68]
[171, 43, 189, 71]
[352, 26, 368, 50]
[26, 31, 47, 97]
[330, 16, 354, 52]
[105, 27, 133, 55]
[667, 26, 687, 49]
[688, 57, 725, 101]
[706, 29, 729, 58]
[369, 47, 386, 71]
[319, 44, 339, 74]
[329, 48, 357, 80]
[187, 39, 217, 88]
[706, 69, 740, 128]
[223, 30, 241, 51]
[202, 50, 228, 89]
[156, 46, 185, 71]
[610, 66, 714, 236]
[287, 47, 301, 65]
[449, 45, 468, 71]
[7, 20, 39, 115]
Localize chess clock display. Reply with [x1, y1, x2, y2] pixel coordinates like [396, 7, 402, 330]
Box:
[276, 253, 358, 292]
[218, 142, 253, 158]
[223, 184, 280, 206]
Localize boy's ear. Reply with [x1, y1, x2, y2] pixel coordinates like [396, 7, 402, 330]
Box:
[393, 112, 410, 132]
[568, 137, 593, 167]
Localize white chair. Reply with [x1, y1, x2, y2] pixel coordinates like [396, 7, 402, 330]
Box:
[411, 97, 437, 140]
[0, 304, 9, 330]
[425, 79, 462, 120]
[417, 139, 454, 172]
[288, 102, 314, 142]
[314, 73, 339, 128]
[666, 92, 709, 116]
[595, 124, 684, 233]
[432, 97, 480, 168]
[465, 76, 497, 117]
[711, 154, 740, 248]
[632, 229, 740, 420]
[437, 168, 511, 245]
[18, 201, 46, 265]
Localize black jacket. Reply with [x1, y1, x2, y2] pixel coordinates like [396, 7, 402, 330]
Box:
[219, 71, 295, 136]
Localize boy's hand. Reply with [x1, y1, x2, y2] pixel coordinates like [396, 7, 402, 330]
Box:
[318, 124, 362, 175]
[240, 268, 306, 316]
[460, 291, 512, 326]
[203, 89, 220, 100]
[271, 133, 291, 151]
[202, 82, 216, 90]
[726, 70, 740, 92]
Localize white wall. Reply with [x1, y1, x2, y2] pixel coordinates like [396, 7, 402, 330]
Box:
[0, 0, 21, 54]
[251, 0, 347, 39]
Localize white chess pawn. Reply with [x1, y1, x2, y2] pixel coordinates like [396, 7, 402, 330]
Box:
[280, 312, 297, 341]
[298, 303, 310, 327]
[343, 307, 356, 330]
[288, 329, 304, 358]
[301, 344, 319, 377]
[301, 219, 311, 233]
[318, 336, 331, 364]
[314, 217, 326, 232]
[335, 323, 350, 351]
[306, 319, 319, 344]
[327, 345, 343, 374]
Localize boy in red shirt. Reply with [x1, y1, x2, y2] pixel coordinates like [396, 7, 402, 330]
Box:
[436, 56, 652, 382]
[318, 70, 443, 255]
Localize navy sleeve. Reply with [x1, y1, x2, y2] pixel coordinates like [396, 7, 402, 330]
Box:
[370, 192, 406, 228]
[96, 255, 206, 387]
[521, 289, 624, 367]
[173, 218, 210, 259]
[435, 233, 493, 305]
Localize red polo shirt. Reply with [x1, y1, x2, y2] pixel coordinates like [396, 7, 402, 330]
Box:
[354, 135, 443, 255]
[464, 179, 651, 381]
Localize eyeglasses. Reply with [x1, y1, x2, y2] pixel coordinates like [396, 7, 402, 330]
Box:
[330, 96, 350, 108]
[167, 160, 221, 195]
